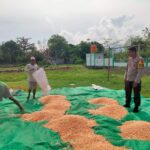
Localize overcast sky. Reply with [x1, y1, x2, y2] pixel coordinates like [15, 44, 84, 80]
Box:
[0, 0, 150, 44]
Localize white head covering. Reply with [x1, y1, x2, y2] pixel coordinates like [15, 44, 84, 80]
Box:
[30, 56, 36, 60]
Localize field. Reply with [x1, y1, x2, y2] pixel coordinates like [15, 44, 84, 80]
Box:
[0, 65, 150, 150]
[0, 65, 150, 97]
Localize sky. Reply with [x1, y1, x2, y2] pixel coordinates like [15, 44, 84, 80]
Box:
[0, 0, 150, 45]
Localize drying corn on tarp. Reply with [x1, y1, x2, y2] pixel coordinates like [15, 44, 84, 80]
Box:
[0, 87, 150, 150]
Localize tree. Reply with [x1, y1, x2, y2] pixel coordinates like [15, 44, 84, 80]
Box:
[17, 37, 35, 52]
[92, 41, 104, 52]
[143, 27, 150, 41]
[68, 44, 83, 64]
[142, 27, 150, 51]
[125, 36, 146, 51]
[78, 41, 90, 61]
[0, 40, 21, 63]
[77, 41, 104, 62]
[47, 35, 70, 64]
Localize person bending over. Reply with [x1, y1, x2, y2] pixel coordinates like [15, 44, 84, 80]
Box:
[0, 81, 24, 113]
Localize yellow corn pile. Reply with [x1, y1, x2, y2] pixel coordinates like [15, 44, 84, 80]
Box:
[119, 121, 150, 140]
[40, 95, 66, 104]
[22, 110, 64, 122]
[21, 95, 126, 150]
[22, 95, 70, 122]
[89, 105, 128, 120]
[44, 115, 125, 150]
[89, 97, 119, 105]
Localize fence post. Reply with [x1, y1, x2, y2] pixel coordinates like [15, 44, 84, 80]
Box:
[103, 48, 105, 67]
[94, 53, 96, 67]
[112, 57, 115, 68]
[90, 53, 91, 67]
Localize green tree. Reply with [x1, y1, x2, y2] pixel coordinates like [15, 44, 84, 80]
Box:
[92, 41, 104, 53]
[143, 27, 150, 42]
[77, 41, 104, 62]
[0, 40, 21, 64]
[78, 41, 90, 61]
[47, 35, 70, 64]
[68, 44, 83, 64]
[125, 36, 146, 51]
[17, 37, 35, 52]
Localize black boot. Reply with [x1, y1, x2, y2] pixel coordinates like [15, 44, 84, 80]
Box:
[133, 106, 139, 113]
[33, 89, 36, 99]
[123, 104, 130, 108]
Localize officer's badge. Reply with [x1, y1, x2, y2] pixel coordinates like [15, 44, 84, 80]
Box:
[138, 59, 144, 69]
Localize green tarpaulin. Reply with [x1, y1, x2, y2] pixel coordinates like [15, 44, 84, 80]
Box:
[0, 87, 150, 150]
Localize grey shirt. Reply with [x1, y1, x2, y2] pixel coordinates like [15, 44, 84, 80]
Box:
[0, 81, 11, 101]
[125, 56, 144, 83]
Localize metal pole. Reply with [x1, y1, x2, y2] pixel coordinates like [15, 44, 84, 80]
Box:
[108, 47, 110, 81]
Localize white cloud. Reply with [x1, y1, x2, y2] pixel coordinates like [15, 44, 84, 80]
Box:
[0, 0, 149, 44]
[60, 15, 142, 45]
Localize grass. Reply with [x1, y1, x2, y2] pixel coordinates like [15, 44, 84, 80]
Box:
[0, 65, 150, 97]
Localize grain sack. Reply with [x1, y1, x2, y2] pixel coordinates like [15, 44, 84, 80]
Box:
[120, 121, 150, 140]
[89, 105, 128, 120]
[33, 68, 51, 96]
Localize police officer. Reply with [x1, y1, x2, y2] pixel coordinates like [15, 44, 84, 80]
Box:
[124, 47, 144, 112]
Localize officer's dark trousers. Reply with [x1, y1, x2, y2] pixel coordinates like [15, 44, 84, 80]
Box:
[125, 81, 141, 107]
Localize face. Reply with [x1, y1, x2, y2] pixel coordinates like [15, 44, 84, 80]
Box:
[31, 59, 36, 65]
[128, 50, 137, 58]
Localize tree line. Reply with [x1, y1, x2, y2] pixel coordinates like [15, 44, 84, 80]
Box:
[114, 27, 150, 61]
[0, 27, 149, 65]
[0, 36, 104, 65]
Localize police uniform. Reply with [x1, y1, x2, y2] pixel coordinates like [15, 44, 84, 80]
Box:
[124, 56, 144, 108]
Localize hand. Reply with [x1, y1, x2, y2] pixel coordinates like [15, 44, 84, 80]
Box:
[133, 81, 138, 87]
[124, 78, 128, 83]
[30, 69, 34, 71]
[21, 109, 25, 114]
